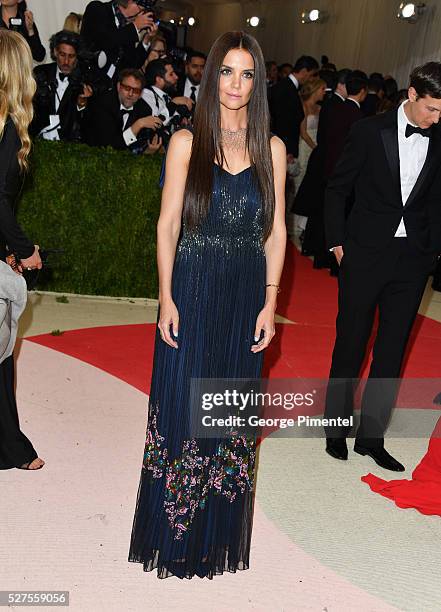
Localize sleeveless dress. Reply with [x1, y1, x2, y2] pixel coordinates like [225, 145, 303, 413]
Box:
[297, 113, 319, 188]
[128, 163, 266, 579]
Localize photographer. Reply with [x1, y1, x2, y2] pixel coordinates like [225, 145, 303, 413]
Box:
[31, 31, 93, 142]
[142, 58, 193, 143]
[81, 0, 157, 79]
[82, 67, 162, 153]
[0, 0, 45, 62]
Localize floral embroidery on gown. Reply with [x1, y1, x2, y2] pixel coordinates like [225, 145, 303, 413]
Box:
[128, 163, 266, 579]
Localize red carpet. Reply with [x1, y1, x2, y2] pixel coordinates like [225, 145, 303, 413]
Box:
[27, 243, 441, 398]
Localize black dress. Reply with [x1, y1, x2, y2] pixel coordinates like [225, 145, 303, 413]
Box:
[0, 118, 38, 469]
[129, 163, 266, 579]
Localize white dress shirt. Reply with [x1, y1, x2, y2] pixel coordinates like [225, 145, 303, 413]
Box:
[288, 73, 299, 89]
[120, 104, 138, 146]
[183, 78, 199, 101]
[40, 68, 69, 140]
[142, 86, 176, 126]
[395, 100, 430, 237]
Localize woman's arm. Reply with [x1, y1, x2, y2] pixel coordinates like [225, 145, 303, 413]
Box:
[156, 128, 192, 348]
[300, 113, 316, 150]
[252, 136, 287, 353]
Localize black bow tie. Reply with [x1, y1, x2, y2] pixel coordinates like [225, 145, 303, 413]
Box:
[59, 73, 69, 82]
[405, 124, 432, 138]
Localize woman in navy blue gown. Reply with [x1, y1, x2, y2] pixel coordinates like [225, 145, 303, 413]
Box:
[129, 31, 287, 579]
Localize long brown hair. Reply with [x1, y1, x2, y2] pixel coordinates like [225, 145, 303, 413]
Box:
[183, 31, 275, 241]
[0, 29, 36, 171]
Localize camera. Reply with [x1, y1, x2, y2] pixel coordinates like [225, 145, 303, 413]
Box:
[8, 0, 26, 32]
[49, 31, 112, 99]
[69, 49, 112, 98]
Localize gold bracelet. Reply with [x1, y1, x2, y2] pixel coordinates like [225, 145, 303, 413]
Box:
[266, 283, 281, 293]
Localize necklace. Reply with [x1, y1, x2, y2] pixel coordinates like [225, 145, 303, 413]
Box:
[220, 127, 247, 152]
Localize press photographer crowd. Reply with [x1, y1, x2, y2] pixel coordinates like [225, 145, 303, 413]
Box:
[2, 0, 441, 289]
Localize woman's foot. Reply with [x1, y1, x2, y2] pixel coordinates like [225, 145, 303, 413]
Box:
[18, 458, 45, 470]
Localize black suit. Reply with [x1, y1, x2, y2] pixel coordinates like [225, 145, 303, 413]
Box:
[294, 93, 346, 217]
[324, 109, 441, 446]
[81, 1, 148, 75]
[324, 98, 364, 179]
[296, 94, 353, 264]
[82, 88, 152, 150]
[361, 92, 380, 117]
[0, 118, 38, 469]
[268, 76, 304, 157]
[31, 63, 84, 142]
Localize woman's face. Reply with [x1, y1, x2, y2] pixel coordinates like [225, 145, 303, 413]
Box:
[219, 48, 255, 111]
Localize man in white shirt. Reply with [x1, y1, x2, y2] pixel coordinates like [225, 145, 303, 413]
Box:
[82, 68, 162, 151]
[142, 58, 193, 140]
[324, 62, 441, 471]
[177, 51, 206, 103]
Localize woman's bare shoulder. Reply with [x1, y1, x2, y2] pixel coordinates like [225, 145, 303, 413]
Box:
[167, 129, 193, 163]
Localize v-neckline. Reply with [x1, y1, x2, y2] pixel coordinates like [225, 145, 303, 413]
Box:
[214, 164, 252, 177]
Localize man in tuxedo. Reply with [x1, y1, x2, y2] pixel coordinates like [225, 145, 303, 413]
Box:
[324, 74, 368, 179]
[142, 58, 193, 142]
[295, 69, 351, 256]
[324, 62, 441, 471]
[31, 30, 92, 142]
[176, 51, 206, 104]
[361, 74, 384, 117]
[82, 67, 162, 151]
[269, 55, 319, 162]
[81, 0, 155, 79]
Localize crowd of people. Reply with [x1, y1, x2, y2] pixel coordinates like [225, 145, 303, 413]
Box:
[6, 0, 438, 286]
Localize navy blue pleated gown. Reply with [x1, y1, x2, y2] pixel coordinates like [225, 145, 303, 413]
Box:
[128, 163, 266, 579]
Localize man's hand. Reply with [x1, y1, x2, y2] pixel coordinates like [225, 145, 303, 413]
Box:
[172, 96, 194, 112]
[332, 245, 344, 265]
[131, 115, 163, 136]
[144, 133, 163, 155]
[142, 20, 158, 44]
[24, 10, 34, 35]
[77, 84, 93, 109]
[134, 11, 155, 32]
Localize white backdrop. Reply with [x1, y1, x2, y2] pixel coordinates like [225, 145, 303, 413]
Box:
[27, 0, 91, 61]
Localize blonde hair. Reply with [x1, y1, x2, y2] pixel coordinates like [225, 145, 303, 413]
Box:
[0, 30, 36, 171]
[300, 78, 326, 102]
[63, 12, 83, 34]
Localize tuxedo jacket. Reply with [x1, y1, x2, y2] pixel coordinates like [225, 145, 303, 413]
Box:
[361, 92, 380, 117]
[324, 99, 364, 179]
[268, 77, 304, 157]
[293, 93, 346, 216]
[31, 63, 83, 142]
[82, 88, 152, 149]
[325, 109, 441, 255]
[81, 0, 148, 74]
